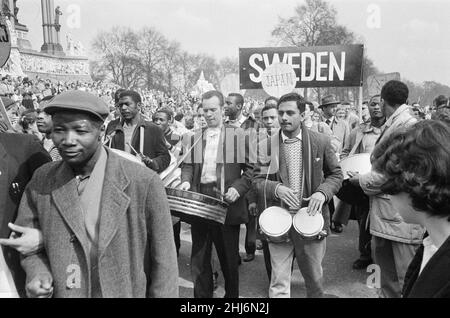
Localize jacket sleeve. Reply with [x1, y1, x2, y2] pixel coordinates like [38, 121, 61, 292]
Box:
[230, 136, 254, 196]
[145, 175, 179, 298]
[341, 121, 351, 155]
[25, 136, 52, 174]
[341, 127, 358, 159]
[15, 175, 53, 287]
[359, 169, 386, 196]
[252, 138, 280, 203]
[316, 136, 344, 202]
[147, 125, 171, 173]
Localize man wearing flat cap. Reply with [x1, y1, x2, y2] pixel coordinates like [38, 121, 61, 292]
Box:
[14, 91, 179, 298]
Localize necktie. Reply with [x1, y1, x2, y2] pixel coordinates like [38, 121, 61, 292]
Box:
[283, 138, 303, 202]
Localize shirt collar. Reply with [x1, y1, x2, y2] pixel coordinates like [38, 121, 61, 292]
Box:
[384, 104, 410, 128]
[281, 130, 302, 143]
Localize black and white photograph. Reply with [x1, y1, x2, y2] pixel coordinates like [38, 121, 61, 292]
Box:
[0, 0, 449, 303]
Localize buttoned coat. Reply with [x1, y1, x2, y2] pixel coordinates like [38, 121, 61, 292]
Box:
[15, 148, 179, 298]
[0, 133, 51, 296]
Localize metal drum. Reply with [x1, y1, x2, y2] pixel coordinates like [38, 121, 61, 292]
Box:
[259, 207, 293, 243]
[166, 188, 228, 224]
[110, 149, 144, 165]
[340, 153, 372, 180]
[0, 247, 19, 298]
[293, 208, 324, 239]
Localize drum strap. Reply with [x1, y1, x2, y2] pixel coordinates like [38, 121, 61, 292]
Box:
[140, 126, 144, 154]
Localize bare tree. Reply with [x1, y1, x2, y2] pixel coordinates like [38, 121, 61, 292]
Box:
[92, 27, 142, 88]
[137, 27, 168, 90]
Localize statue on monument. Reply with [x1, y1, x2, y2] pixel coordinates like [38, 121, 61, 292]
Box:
[66, 33, 75, 55]
[13, 0, 19, 23]
[55, 5, 62, 31]
[1, 0, 11, 18]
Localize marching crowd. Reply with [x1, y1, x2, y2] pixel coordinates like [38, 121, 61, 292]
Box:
[0, 77, 450, 298]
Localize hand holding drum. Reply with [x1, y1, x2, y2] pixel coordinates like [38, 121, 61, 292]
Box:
[275, 185, 300, 210]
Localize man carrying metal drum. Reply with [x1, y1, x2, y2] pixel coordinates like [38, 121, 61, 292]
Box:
[253, 93, 343, 298]
[179, 90, 253, 298]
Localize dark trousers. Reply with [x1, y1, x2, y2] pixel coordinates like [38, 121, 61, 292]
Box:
[262, 239, 272, 281]
[245, 215, 257, 255]
[357, 207, 372, 261]
[190, 183, 240, 298]
[328, 199, 335, 225]
[173, 221, 181, 257]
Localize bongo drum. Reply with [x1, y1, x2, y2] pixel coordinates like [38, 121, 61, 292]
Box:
[340, 153, 372, 180]
[259, 207, 293, 243]
[293, 208, 324, 239]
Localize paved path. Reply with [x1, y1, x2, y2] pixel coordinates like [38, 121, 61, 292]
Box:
[177, 220, 378, 298]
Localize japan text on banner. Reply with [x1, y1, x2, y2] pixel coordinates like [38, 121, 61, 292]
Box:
[239, 45, 364, 89]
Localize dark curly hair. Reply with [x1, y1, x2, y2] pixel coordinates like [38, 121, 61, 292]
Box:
[372, 120, 450, 221]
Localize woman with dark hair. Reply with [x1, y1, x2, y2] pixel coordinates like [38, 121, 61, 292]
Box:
[372, 120, 450, 298]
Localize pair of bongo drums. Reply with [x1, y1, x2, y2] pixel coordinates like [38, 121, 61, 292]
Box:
[259, 207, 324, 243]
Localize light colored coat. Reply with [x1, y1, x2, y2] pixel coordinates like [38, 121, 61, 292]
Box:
[360, 105, 425, 244]
[15, 148, 179, 298]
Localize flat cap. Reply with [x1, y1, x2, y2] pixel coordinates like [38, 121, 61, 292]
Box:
[45, 90, 110, 121]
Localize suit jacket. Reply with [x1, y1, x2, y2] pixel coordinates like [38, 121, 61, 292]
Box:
[0, 133, 51, 296]
[105, 116, 171, 173]
[403, 235, 450, 298]
[253, 126, 343, 232]
[329, 118, 351, 154]
[15, 148, 179, 298]
[180, 125, 253, 225]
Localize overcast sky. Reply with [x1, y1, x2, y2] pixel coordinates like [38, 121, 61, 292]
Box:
[18, 0, 450, 86]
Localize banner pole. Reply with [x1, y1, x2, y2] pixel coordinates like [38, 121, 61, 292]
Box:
[359, 86, 363, 123]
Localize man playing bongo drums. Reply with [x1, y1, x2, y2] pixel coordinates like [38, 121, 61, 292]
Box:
[253, 93, 343, 298]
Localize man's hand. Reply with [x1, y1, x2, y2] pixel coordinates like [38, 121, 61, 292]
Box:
[26, 273, 54, 298]
[276, 185, 300, 210]
[178, 182, 191, 191]
[304, 192, 326, 216]
[0, 223, 43, 256]
[224, 187, 240, 204]
[138, 154, 153, 167]
[248, 203, 258, 217]
[347, 171, 360, 187]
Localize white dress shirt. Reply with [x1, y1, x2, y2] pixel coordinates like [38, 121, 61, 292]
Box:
[201, 127, 221, 184]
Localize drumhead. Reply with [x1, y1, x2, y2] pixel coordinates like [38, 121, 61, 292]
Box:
[259, 207, 292, 236]
[293, 208, 324, 237]
[340, 153, 372, 180]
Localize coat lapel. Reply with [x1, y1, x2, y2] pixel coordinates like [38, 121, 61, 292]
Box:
[277, 132, 288, 185]
[0, 142, 10, 236]
[97, 150, 130, 259]
[302, 126, 314, 198]
[51, 163, 89, 248]
[408, 237, 450, 297]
